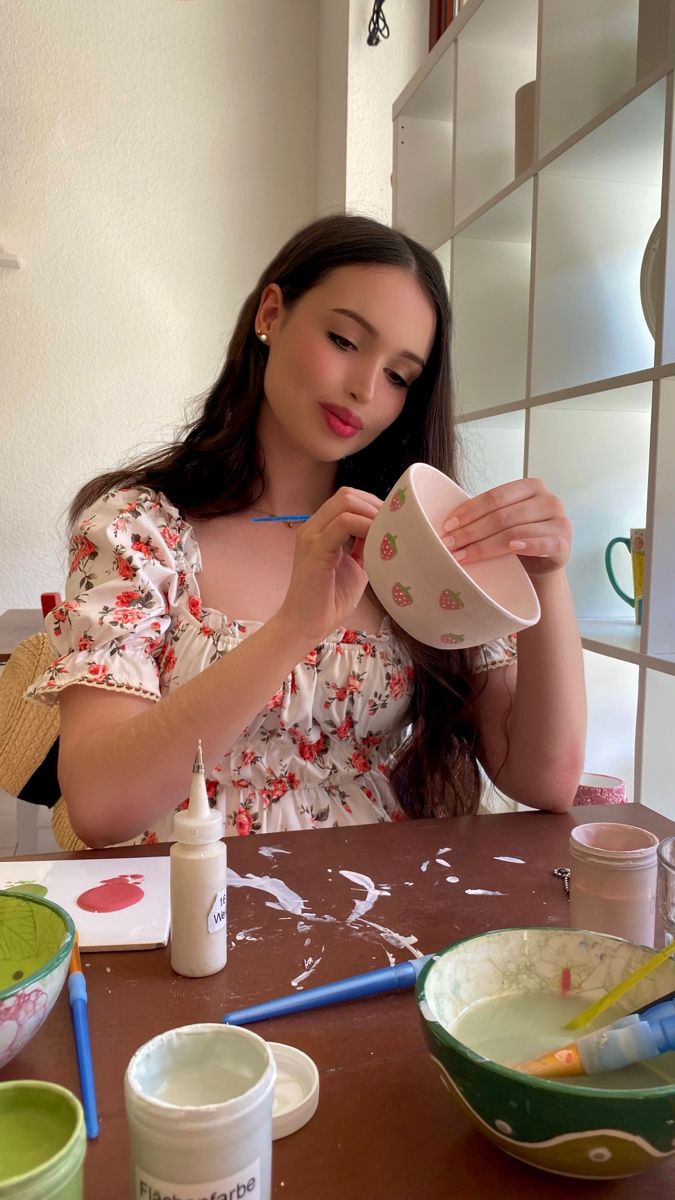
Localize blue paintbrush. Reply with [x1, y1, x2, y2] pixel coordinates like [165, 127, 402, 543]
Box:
[250, 514, 311, 523]
[68, 936, 99, 1138]
[222, 954, 434, 1025]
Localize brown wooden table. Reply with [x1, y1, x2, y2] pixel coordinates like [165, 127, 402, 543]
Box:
[4, 804, 675, 1198]
[0, 608, 43, 663]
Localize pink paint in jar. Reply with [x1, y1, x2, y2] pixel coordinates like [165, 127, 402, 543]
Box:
[569, 822, 658, 947]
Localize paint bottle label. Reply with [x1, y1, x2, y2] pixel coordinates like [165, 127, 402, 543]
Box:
[135, 1158, 260, 1200]
[208, 888, 227, 934]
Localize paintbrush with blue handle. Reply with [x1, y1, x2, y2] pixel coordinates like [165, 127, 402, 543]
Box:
[223, 954, 434, 1025]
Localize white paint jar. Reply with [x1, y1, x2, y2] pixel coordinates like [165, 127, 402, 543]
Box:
[125, 1023, 276, 1200]
[569, 823, 659, 947]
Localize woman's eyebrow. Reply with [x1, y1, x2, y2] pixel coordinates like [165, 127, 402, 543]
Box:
[330, 307, 426, 369]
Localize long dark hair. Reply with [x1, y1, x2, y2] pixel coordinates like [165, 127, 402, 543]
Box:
[72, 214, 484, 817]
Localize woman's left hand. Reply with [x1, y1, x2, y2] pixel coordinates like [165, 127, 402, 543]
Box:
[442, 478, 571, 577]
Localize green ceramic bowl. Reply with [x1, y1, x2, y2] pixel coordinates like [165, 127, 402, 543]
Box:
[416, 927, 675, 1180]
[0, 890, 75, 1070]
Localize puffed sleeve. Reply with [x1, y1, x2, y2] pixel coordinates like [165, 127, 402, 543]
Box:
[28, 487, 190, 705]
[470, 634, 518, 674]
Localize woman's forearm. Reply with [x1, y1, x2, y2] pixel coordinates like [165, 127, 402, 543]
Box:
[498, 571, 586, 809]
[59, 615, 312, 845]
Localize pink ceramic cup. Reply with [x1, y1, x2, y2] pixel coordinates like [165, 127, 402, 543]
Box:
[573, 772, 627, 806]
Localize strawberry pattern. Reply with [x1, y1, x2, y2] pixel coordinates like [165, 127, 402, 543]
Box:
[28, 488, 516, 844]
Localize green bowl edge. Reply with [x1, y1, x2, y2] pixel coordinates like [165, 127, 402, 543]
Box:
[0, 889, 75, 1002]
[416, 924, 675, 1103]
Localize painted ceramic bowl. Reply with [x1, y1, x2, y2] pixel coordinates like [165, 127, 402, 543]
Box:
[363, 463, 540, 649]
[416, 927, 675, 1179]
[0, 890, 75, 1069]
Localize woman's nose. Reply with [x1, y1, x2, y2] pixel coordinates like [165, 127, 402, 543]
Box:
[348, 361, 378, 404]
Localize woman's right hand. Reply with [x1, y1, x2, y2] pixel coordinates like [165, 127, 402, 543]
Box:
[275, 486, 382, 646]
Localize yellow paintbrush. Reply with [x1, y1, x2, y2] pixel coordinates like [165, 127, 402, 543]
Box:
[563, 941, 675, 1033]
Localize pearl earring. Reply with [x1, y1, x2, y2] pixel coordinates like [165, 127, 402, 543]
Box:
[256, 329, 268, 344]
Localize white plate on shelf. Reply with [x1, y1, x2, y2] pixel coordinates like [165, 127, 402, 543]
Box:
[640, 219, 662, 339]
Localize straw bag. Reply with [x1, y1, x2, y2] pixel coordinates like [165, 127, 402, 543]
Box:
[0, 634, 85, 850]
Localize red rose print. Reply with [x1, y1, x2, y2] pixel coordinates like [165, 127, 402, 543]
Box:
[161, 527, 180, 549]
[114, 550, 135, 580]
[88, 663, 108, 680]
[350, 751, 370, 774]
[115, 590, 142, 606]
[340, 629, 358, 644]
[388, 672, 406, 700]
[113, 609, 144, 626]
[188, 595, 203, 620]
[334, 715, 353, 740]
[235, 809, 253, 836]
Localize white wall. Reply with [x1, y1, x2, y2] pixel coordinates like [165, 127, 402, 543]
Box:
[316, 0, 429, 221]
[1, 0, 428, 608]
[345, 0, 429, 222]
[0, 0, 318, 605]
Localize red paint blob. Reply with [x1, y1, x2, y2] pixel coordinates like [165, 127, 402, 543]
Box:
[560, 966, 572, 994]
[76, 874, 145, 913]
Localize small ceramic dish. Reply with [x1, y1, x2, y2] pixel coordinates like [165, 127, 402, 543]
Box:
[363, 462, 540, 649]
[417, 927, 675, 1179]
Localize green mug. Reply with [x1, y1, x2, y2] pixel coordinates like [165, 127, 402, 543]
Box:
[0, 1081, 86, 1199]
[605, 528, 645, 625]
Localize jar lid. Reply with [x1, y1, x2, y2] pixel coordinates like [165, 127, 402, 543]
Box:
[269, 1043, 319, 1140]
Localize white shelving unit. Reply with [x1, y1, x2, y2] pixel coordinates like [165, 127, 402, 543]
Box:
[393, 0, 675, 815]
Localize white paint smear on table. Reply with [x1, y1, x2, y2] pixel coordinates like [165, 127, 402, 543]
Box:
[437, 847, 452, 855]
[436, 858, 451, 868]
[446, 876, 459, 884]
[291, 955, 323, 988]
[227, 869, 307, 915]
[494, 856, 525, 864]
[355, 918, 422, 957]
[340, 870, 390, 923]
[258, 846, 292, 858]
[227, 866, 420, 965]
[421, 861, 430, 872]
[465, 889, 506, 896]
[235, 927, 262, 942]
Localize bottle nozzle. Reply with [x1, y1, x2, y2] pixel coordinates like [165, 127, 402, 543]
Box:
[193, 739, 205, 776]
[172, 739, 224, 842]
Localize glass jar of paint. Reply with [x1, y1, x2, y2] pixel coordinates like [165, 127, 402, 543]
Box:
[569, 822, 659, 946]
[125, 1023, 276, 1200]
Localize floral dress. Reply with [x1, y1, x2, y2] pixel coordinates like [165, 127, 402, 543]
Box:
[28, 488, 517, 844]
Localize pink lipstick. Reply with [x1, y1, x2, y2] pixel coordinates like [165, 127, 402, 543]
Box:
[320, 403, 364, 439]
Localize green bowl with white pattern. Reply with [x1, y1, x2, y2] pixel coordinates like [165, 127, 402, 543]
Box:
[0, 891, 75, 1069]
[416, 928, 675, 1179]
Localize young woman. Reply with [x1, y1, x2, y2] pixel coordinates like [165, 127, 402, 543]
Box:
[31, 214, 585, 847]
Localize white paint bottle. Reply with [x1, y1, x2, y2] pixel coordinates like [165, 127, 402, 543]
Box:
[125, 1023, 276, 1200]
[170, 741, 228, 977]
